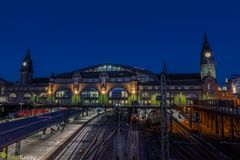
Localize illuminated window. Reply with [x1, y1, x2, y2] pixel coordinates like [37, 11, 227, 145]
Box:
[86, 65, 125, 72]
[109, 88, 128, 99]
[170, 86, 175, 90]
[141, 92, 150, 99]
[9, 93, 17, 98]
[117, 78, 123, 82]
[147, 86, 152, 90]
[125, 77, 130, 82]
[81, 88, 99, 99]
[184, 86, 189, 90]
[232, 85, 237, 94]
[24, 93, 31, 98]
[56, 89, 72, 98]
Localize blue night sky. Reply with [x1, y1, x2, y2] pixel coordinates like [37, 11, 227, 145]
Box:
[0, 0, 239, 84]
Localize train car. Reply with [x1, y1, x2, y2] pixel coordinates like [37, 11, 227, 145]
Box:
[16, 108, 49, 117]
[16, 110, 30, 117]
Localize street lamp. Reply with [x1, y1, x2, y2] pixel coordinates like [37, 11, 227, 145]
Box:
[19, 83, 24, 114]
[48, 89, 54, 112]
[33, 94, 37, 116]
[19, 102, 24, 113]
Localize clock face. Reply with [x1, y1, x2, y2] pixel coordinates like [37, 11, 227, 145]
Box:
[205, 52, 211, 58]
[23, 61, 27, 67]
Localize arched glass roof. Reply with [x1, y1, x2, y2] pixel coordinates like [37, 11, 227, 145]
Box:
[84, 64, 123, 72]
[56, 63, 158, 82]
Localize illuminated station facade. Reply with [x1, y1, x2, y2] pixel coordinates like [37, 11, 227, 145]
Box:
[0, 34, 235, 106]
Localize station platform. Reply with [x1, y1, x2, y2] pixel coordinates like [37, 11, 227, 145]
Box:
[0, 109, 82, 149]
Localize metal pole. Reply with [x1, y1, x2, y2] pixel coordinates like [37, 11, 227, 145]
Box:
[231, 116, 234, 141]
[160, 63, 169, 160]
[215, 113, 219, 135]
[221, 115, 224, 139]
[118, 108, 121, 133]
[170, 104, 173, 135]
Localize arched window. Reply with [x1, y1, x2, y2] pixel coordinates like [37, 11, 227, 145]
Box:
[81, 87, 99, 99]
[39, 93, 47, 98]
[55, 89, 72, 99]
[109, 88, 128, 99]
[24, 93, 32, 98]
[9, 93, 17, 98]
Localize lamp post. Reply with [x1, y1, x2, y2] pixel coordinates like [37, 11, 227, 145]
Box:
[33, 94, 37, 116]
[48, 90, 53, 112]
[19, 102, 23, 113]
[19, 84, 24, 114]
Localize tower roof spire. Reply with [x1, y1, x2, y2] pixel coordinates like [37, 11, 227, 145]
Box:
[25, 47, 31, 59]
[20, 48, 33, 84]
[202, 33, 212, 53]
[21, 48, 33, 73]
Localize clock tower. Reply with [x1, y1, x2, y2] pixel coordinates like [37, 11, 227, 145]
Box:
[200, 33, 216, 79]
[20, 48, 33, 84]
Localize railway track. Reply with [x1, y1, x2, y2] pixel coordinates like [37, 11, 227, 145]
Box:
[53, 119, 97, 160]
[125, 115, 139, 160]
[170, 142, 199, 160]
[88, 111, 130, 160]
[46, 112, 114, 160]
[80, 115, 117, 160]
[202, 134, 240, 160]
[171, 118, 231, 160]
[113, 111, 129, 160]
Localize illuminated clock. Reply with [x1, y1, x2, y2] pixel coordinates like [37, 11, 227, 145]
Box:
[205, 52, 211, 58]
[23, 61, 27, 67]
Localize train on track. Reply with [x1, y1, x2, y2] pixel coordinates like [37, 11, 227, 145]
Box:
[5, 108, 50, 119]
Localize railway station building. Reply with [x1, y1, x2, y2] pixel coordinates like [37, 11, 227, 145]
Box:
[0, 34, 227, 106]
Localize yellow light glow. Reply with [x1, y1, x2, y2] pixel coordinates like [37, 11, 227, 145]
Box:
[232, 85, 237, 94]
[101, 90, 106, 94]
[205, 52, 211, 58]
[48, 90, 52, 95]
[23, 61, 27, 67]
[131, 89, 136, 94]
[74, 90, 78, 95]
